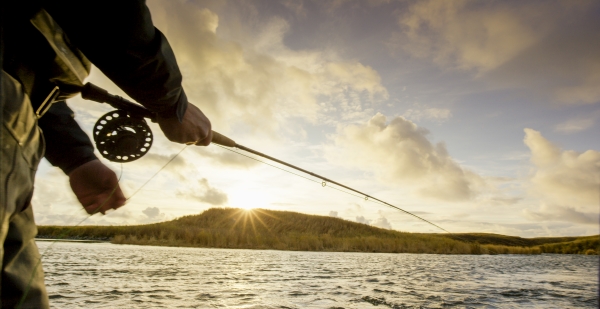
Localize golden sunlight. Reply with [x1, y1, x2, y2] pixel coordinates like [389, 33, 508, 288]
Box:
[241, 206, 255, 211]
[229, 189, 269, 210]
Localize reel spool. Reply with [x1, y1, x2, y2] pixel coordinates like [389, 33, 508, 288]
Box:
[93, 110, 153, 163]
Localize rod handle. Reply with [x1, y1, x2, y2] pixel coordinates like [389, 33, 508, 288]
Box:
[211, 131, 236, 147]
[81, 83, 155, 120]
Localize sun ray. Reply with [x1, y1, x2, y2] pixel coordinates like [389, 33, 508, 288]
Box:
[247, 212, 259, 240]
[249, 210, 273, 235]
[253, 208, 282, 222]
[241, 211, 248, 235]
[229, 209, 246, 232]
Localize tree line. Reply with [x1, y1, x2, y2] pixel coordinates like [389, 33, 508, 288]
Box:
[37, 208, 598, 255]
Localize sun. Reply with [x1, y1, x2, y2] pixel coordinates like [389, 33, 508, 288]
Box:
[229, 188, 268, 211]
[240, 205, 255, 211]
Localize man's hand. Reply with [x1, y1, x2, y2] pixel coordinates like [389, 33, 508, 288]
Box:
[69, 160, 126, 215]
[157, 103, 212, 146]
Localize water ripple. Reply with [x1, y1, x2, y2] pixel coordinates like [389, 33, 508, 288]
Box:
[37, 242, 598, 308]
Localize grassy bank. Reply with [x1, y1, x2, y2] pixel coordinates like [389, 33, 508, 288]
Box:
[37, 208, 598, 255]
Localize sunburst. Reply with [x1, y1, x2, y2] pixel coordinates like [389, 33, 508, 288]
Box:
[227, 208, 280, 239]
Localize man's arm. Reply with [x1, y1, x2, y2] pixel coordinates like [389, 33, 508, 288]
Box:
[39, 102, 125, 214]
[44, 0, 212, 145]
[38, 1, 210, 214]
[43, 1, 186, 120]
[37, 101, 97, 174]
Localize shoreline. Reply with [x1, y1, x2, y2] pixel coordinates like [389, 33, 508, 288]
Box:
[35, 236, 110, 243]
[33, 239, 600, 256]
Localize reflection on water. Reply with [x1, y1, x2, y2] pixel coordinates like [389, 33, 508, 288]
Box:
[37, 241, 598, 308]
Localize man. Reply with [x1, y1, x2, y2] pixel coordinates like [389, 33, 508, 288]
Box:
[1, 1, 212, 307]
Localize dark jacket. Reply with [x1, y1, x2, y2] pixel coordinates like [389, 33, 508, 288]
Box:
[2, 0, 188, 174]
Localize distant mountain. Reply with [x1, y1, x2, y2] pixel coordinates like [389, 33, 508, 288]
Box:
[37, 208, 599, 255]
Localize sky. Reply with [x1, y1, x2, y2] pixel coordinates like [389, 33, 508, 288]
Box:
[32, 0, 600, 237]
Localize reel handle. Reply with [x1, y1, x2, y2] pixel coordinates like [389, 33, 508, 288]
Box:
[211, 131, 236, 147]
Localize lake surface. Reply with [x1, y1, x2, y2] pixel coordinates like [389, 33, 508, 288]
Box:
[37, 241, 598, 308]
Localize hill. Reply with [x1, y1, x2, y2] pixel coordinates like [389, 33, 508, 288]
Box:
[37, 208, 599, 255]
[442, 233, 585, 247]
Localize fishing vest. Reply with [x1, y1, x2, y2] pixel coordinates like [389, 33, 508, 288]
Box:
[9, 8, 91, 118]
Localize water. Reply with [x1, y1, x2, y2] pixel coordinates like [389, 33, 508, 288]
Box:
[37, 241, 598, 308]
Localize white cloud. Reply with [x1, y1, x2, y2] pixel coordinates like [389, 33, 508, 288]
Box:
[142, 207, 161, 218]
[354, 213, 392, 229]
[356, 216, 370, 225]
[555, 118, 595, 134]
[523, 128, 600, 215]
[177, 178, 228, 206]
[372, 216, 392, 229]
[554, 110, 600, 134]
[147, 1, 388, 135]
[326, 113, 484, 201]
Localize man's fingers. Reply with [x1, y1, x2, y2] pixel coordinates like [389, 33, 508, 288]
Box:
[157, 102, 212, 147]
[84, 192, 126, 215]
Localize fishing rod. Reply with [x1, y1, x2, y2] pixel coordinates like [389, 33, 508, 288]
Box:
[77, 82, 449, 233]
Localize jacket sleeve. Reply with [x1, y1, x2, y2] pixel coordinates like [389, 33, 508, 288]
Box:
[38, 101, 98, 175]
[43, 0, 187, 121]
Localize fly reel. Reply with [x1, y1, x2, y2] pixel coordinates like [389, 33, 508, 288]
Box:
[93, 110, 153, 163]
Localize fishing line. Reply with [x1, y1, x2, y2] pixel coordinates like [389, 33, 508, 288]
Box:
[217, 144, 372, 201]
[216, 144, 500, 254]
[215, 145, 450, 234]
[19, 145, 186, 308]
[126, 144, 189, 202]
[216, 145, 324, 186]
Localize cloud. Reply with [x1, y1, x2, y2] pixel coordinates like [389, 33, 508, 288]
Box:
[136, 207, 168, 223]
[142, 207, 161, 218]
[356, 216, 370, 225]
[490, 197, 522, 205]
[395, 0, 540, 72]
[313, 0, 392, 12]
[31, 170, 74, 209]
[194, 147, 260, 169]
[281, 0, 307, 18]
[147, 1, 388, 135]
[372, 216, 392, 229]
[329, 211, 339, 218]
[392, 0, 600, 105]
[355, 214, 392, 229]
[523, 204, 598, 225]
[554, 110, 600, 134]
[403, 108, 452, 123]
[132, 150, 191, 183]
[139, 152, 187, 170]
[523, 128, 600, 212]
[326, 113, 484, 201]
[177, 178, 228, 205]
[103, 209, 133, 220]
